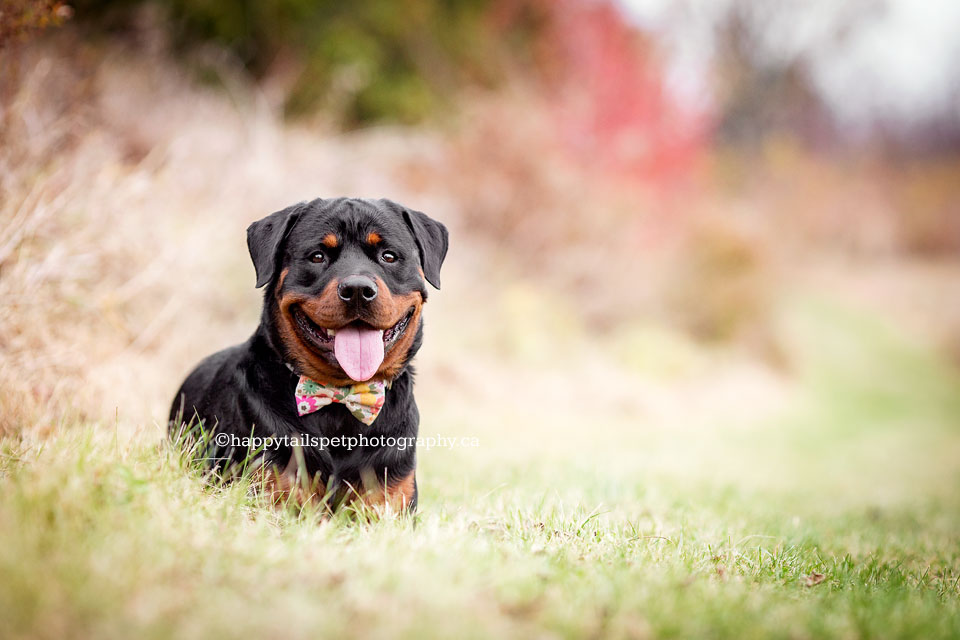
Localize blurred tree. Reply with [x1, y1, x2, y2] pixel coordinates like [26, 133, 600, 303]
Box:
[70, 0, 508, 126]
[0, 0, 71, 48]
[710, 0, 883, 149]
[493, 0, 707, 182]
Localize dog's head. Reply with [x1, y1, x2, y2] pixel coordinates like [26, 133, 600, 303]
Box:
[247, 198, 448, 385]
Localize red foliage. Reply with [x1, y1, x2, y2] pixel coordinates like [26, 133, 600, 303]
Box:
[491, 0, 709, 186]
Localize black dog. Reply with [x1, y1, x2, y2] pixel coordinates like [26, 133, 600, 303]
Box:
[168, 198, 448, 511]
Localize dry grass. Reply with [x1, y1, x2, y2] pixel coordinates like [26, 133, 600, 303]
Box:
[0, 35, 439, 434]
[3, 32, 959, 434]
[2, 32, 960, 639]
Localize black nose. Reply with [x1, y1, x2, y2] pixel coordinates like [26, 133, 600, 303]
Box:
[338, 275, 378, 303]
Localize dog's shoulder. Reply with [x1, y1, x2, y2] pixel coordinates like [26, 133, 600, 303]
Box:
[169, 340, 252, 427]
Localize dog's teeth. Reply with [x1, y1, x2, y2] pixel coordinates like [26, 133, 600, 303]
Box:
[327, 328, 336, 337]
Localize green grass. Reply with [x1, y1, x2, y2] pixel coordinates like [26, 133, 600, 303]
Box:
[1, 303, 959, 639]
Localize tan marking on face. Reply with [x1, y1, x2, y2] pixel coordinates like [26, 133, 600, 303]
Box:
[322, 234, 338, 248]
[366, 232, 382, 245]
[275, 277, 423, 386]
[275, 280, 353, 385]
[277, 267, 289, 290]
[375, 301, 421, 380]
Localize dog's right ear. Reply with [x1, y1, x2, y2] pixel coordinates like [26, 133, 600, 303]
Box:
[246, 202, 305, 288]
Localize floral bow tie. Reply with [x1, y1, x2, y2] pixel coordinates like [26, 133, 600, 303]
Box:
[294, 376, 387, 426]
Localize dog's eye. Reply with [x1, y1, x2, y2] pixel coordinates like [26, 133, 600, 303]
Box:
[380, 251, 398, 264]
[310, 251, 326, 264]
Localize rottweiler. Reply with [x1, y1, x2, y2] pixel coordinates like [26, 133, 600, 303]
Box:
[168, 197, 448, 512]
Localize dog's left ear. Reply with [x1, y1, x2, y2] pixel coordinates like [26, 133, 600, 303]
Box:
[382, 199, 449, 289]
[246, 202, 306, 288]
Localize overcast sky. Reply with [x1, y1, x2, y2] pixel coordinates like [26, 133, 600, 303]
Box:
[617, 0, 960, 128]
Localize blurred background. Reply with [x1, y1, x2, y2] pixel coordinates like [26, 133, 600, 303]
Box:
[1, 0, 958, 500]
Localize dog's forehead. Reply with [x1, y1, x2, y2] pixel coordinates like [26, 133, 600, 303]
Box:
[291, 199, 408, 242]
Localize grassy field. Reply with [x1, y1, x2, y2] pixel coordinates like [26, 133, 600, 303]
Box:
[1, 300, 958, 639]
[2, 38, 960, 640]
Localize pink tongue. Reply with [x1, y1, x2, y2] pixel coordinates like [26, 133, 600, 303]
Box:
[333, 326, 384, 382]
